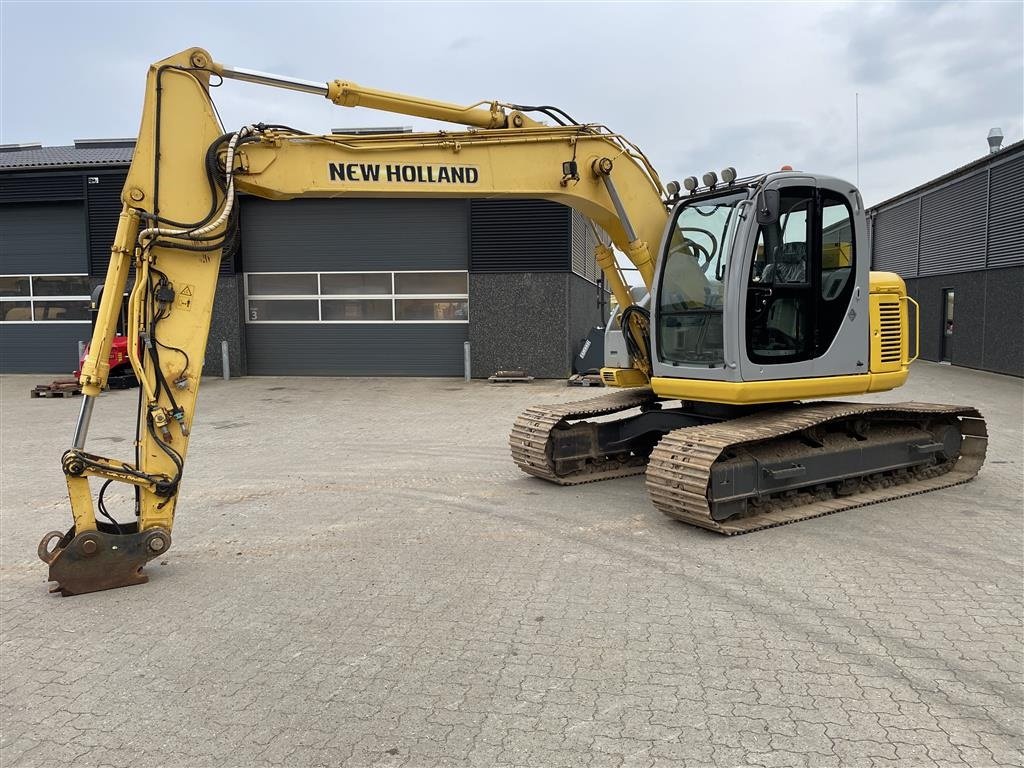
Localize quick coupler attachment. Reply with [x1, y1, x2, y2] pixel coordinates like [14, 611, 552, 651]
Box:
[37, 522, 171, 597]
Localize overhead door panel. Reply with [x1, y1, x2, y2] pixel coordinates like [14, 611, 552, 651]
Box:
[0, 202, 87, 274]
[0, 323, 87, 374]
[246, 324, 467, 376]
[240, 198, 468, 272]
[240, 198, 468, 375]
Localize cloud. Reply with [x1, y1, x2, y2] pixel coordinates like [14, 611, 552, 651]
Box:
[0, 1, 1020, 209]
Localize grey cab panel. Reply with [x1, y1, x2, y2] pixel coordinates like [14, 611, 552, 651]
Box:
[738, 175, 869, 381]
[650, 173, 869, 384]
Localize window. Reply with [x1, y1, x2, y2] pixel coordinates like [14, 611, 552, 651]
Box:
[244, 271, 469, 323]
[746, 187, 856, 364]
[818, 193, 856, 350]
[395, 299, 468, 321]
[394, 272, 467, 295]
[248, 299, 318, 322]
[657, 192, 745, 366]
[247, 273, 318, 296]
[321, 299, 392, 321]
[321, 273, 392, 295]
[0, 274, 90, 323]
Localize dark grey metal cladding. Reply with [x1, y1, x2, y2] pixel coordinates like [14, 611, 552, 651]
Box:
[871, 198, 919, 276]
[0, 323, 87, 373]
[906, 266, 1023, 376]
[470, 199, 570, 272]
[980, 267, 1024, 376]
[0, 173, 84, 203]
[906, 272, 985, 370]
[919, 171, 988, 276]
[245, 324, 467, 376]
[569, 209, 600, 282]
[240, 198, 468, 271]
[86, 172, 127, 275]
[988, 154, 1023, 269]
[1, 202, 88, 274]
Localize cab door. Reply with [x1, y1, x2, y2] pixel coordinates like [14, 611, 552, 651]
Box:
[739, 179, 868, 381]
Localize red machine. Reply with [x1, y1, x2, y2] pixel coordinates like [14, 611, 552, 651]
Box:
[75, 335, 137, 389]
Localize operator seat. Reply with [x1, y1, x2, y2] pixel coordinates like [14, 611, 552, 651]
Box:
[761, 242, 807, 284]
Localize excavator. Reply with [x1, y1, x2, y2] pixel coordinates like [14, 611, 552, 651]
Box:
[37, 47, 987, 596]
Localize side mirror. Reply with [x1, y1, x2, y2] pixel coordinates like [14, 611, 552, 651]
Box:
[756, 189, 780, 225]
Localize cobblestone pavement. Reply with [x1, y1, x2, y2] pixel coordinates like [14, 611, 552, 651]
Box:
[1, 362, 1021, 767]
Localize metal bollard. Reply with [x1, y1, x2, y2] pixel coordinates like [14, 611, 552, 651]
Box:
[463, 341, 471, 382]
[221, 340, 230, 381]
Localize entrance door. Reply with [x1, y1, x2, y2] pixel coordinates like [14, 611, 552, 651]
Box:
[745, 187, 857, 365]
[940, 289, 954, 362]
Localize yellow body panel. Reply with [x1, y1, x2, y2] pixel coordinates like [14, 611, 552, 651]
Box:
[650, 270, 914, 404]
[600, 367, 650, 388]
[868, 271, 910, 374]
[651, 370, 908, 404]
[869, 294, 906, 373]
[868, 271, 907, 294]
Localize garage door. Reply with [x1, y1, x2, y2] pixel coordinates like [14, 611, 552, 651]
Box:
[240, 198, 469, 376]
[0, 202, 91, 373]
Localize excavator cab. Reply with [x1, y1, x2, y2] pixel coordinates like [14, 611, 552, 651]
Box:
[648, 173, 886, 404]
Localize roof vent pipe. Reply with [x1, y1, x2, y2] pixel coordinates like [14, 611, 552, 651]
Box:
[987, 127, 1004, 154]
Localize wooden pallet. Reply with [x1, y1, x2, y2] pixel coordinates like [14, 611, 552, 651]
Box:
[31, 380, 82, 399]
[489, 370, 534, 383]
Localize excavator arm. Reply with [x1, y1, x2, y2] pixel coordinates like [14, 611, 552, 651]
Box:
[38, 47, 671, 595]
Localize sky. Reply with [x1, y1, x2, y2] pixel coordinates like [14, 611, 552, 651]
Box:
[1, 1, 1021, 207]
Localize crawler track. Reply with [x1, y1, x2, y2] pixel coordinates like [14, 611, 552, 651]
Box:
[646, 401, 987, 534]
[509, 387, 657, 484]
[511, 392, 987, 533]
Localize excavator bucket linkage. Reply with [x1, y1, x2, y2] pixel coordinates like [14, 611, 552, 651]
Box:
[38, 523, 171, 597]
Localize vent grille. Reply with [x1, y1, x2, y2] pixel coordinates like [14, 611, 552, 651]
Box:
[988, 154, 1024, 269]
[86, 173, 126, 275]
[919, 170, 987, 276]
[602, 370, 616, 383]
[570, 210, 599, 282]
[0, 173, 83, 203]
[872, 198, 919, 277]
[470, 199, 570, 272]
[877, 300, 902, 363]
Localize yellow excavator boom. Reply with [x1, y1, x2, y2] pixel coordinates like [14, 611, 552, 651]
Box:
[40, 46, 670, 595]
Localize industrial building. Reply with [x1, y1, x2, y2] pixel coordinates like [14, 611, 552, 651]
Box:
[0, 140, 605, 378]
[5, 136, 1021, 379]
[869, 136, 1023, 377]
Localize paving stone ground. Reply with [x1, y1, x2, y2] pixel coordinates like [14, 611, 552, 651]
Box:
[1, 362, 1021, 768]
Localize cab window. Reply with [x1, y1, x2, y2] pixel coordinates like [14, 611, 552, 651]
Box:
[657, 192, 744, 367]
[746, 187, 856, 364]
[747, 190, 813, 362]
